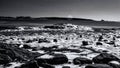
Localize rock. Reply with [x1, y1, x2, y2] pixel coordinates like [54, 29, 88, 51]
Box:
[85, 64, 113, 68]
[22, 44, 31, 49]
[38, 39, 50, 43]
[32, 47, 38, 51]
[107, 41, 115, 45]
[96, 42, 102, 45]
[0, 48, 6, 54]
[73, 57, 92, 65]
[53, 39, 57, 42]
[98, 36, 103, 41]
[82, 41, 88, 46]
[26, 40, 33, 43]
[17, 60, 39, 68]
[92, 53, 120, 64]
[62, 66, 70, 68]
[50, 48, 81, 53]
[108, 61, 120, 68]
[39, 63, 55, 68]
[0, 54, 12, 65]
[36, 54, 68, 65]
[0, 43, 41, 62]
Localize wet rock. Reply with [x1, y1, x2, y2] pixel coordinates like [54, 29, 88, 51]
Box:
[39, 63, 55, 68]
[98, 36, 103, 41]
[108, 61, 120, 68]
[62, 66, 70, 68]
[36, 54, 68, 65]
[17, 60, 39, 68]
[73, 57, 92, 65]
[107, 41, 115, 45]
[85, 64, 113, 68]
[0, 48, 6, 54]
[82, 41, 88, 46]
[26, 40, 33, 43]
[0, 43, 41, 62]
[32, 47, 38, 51]
[53, 39, 57, 42]
[96, 42, 102, 45]
[22, 44, 31, 49]
[38, 39, 50, 43]
[0, 54, 12, 65]
[49, 48, 81, 53]
[92, 53, 120, 64]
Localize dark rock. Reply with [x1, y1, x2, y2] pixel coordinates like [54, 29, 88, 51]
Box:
[23, 44, 31, 49]
[26, 40, 33, 43]
[32, 47, 38, 51]
[0, 48, 6, 54]
[96, 42, 102, 45]
[5, 63, 12, 67]
[73, 57, 92, 65]
[38, 39, 50, 43]
[102, 50, 109, 53]
[0, 43, 41, 62]
[107, 41, 115, 45]
[53, 39, 57, 42]
[17, 60, 39, 68]
[92, 53, 120, 64]
[0, 54, 12, 65]
[85, 64, 113, 68]
[82, 41, 88, 46]
[62, 66, 70, 68]
[108, 61, 120, 68]
[48, 48, 81, 53]
[51, 46, 58, 49]
[98, 36, 103, 41]
[39, 63, 55, 68]
[36, 54, 68, 65]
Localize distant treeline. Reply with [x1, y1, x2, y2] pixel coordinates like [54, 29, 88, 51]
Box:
[1, 16, 120, 27]
[0, 26, 17, 30]
[0, 16, 94, 22]
[0, 16, 33, 21]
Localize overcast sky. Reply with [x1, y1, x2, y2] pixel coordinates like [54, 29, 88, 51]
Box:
[0, 0, 120, 21]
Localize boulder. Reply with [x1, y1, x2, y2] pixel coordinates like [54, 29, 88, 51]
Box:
[36, 54, 68, 65]
[17, 60, 39, 68]
[53, 39, 57, 42]
[98, 36, 103, 41]
[92, 53, 120, 64]
[38, 39, 50, 43]
[39, 63, 55, 68]
[73, 57, 92, 65]
[82, 41, 88, 46]
[85, 64, 113, 68]
[108, 61, 120, 68]
[96, 42, 102, 45]
[62, 66, 70, 68]
[22, 44, 31, 49]
[0, 54, 12, 65]
[0, 43, 41, 62]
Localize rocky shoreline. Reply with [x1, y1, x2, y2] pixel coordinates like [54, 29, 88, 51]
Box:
[0, 24, 120, 68]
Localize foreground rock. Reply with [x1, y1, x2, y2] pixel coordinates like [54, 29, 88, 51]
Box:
[0, 43, 41, 63]
[73, 57, 92, 65]
[62, 66, 70, 68]
[108, 61, 120, 68]
[92, 53, 120, 64]
[0, 54, 12, 65]
[17, 60, 39, 68]
[85, 64, 113, 68]
[36, 54, 68, 65]
[17, 60, 55, 68]
[38, 63, 55, 68]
